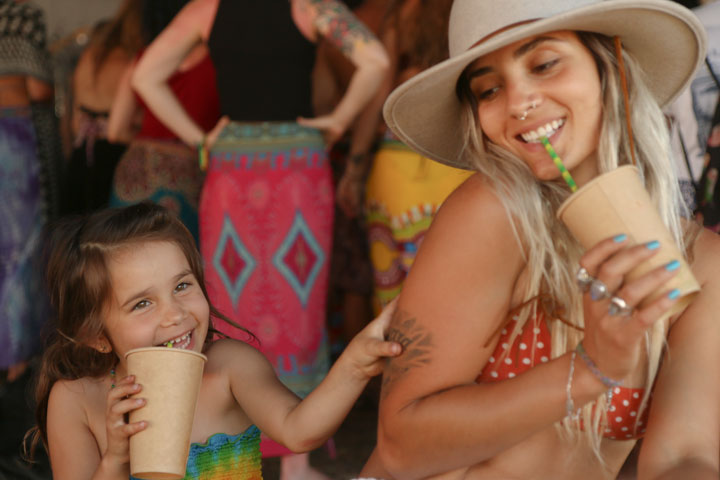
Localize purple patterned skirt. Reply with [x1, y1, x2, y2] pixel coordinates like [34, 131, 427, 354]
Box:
[0, 106, 47, 368]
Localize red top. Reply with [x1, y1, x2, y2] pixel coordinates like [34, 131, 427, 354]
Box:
[136, 53, 220, 140]
[477, 314, 649, 440]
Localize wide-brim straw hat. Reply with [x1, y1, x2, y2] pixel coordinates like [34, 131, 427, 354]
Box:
[383, 0, 707, 170]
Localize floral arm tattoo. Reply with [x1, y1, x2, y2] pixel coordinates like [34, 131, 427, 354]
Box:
[309, 0, 376, 56]
[382, 309, 434, 398]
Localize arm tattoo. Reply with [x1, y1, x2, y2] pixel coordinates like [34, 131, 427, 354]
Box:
[309, 0, 376, 55]
[381, 309, 433, 398]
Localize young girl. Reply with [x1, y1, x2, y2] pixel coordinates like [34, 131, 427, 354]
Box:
[32, 202, 401, 479]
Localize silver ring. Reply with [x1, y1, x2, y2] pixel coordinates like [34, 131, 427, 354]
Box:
[589, 279, 611, 301]
[608, 296, 633, 316]
[575, 267, 594, 292]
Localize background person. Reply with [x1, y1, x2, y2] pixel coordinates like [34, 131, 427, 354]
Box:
[107, 0, 220, 243]
[61, 0, 142, 215]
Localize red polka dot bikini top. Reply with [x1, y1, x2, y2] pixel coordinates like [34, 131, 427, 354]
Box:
[477, 314, 648, 440]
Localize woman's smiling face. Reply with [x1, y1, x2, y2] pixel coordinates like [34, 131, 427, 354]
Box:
[466, 31, 603, 185]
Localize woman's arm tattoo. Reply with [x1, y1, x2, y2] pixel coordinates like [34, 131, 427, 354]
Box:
[382, 309, 433, 397]
[309, 0, 375, 56]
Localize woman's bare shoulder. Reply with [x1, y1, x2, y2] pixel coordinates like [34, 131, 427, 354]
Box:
[423, 172, 520, 255]
[399, 171, 524, 340]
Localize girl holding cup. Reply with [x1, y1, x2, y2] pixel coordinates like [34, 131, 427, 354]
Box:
[30, 202, 401, 479]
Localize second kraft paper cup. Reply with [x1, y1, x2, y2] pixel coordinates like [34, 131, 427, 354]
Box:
[557, 165, 699, 316]
[126, 347, 207, 479]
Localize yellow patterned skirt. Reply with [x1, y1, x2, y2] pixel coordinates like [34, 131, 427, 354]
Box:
[365, 137, 473, 312]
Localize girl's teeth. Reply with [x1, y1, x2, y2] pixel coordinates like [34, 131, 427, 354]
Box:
[163, 331, 191, 348]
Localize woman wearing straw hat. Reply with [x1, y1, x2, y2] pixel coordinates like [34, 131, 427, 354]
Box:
[369, 0, 720, 478]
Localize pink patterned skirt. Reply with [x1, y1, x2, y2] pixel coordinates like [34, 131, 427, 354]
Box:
[200, 122, 333, 457]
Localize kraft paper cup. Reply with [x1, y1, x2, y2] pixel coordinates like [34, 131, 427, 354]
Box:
[126, 347, 207, 479]
[557, 165, 699, 316]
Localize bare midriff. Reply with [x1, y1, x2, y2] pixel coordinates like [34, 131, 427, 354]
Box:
[421, 427, 636, 480]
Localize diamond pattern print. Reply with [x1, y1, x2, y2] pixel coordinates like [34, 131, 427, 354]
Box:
[272, 210, 325, 307]
[212, 215, 256, 308]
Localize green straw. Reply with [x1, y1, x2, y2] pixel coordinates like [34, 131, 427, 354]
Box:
[540, 136, 577, 192]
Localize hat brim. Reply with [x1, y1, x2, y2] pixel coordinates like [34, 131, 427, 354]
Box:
[383, 0, 707, 170]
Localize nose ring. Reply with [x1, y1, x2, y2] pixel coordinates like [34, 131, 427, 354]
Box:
[517, 100, 538, 121]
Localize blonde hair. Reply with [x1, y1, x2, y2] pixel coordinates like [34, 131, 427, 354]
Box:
[457, 32, 689, 463]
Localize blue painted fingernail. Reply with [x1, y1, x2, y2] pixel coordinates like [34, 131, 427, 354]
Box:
[613, 234, 627, 242]
[668, 289, 681, 300]
[665, 260, 680, 272]
[646, 241, 661, 250]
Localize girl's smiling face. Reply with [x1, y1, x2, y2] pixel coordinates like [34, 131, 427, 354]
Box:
[466, 31, 603, 186]
[100, 241, 210, 370]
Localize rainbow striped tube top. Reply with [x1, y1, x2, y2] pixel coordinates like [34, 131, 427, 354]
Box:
[130, 425, 262, 480]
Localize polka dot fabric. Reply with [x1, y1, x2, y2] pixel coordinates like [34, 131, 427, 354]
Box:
[477, 315, 552, 381]
[604, 387, 647, 440]
[477, 315, 648, 440]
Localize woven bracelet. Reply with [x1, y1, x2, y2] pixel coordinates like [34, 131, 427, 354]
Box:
[198, 136, 208, 171]
[575, 342, 623, 389]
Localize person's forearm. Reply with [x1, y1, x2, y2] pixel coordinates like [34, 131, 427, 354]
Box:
[344, 97, 383, 178]
[342, 64, 390, 179]
[379, 352, 609, 478]
[331, 56, 387, 133]
[131, 72, 204, 147]
[106, 113, 136, 144]
[280, 353, 369, 452]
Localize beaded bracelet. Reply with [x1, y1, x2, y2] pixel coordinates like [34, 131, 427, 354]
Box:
[565, 350, 580, 420]
[198, 135, 209, 171]
[575, 342, 623, 389]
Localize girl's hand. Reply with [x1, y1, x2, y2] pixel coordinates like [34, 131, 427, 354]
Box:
[343, 298, 403, 379]
[578, 235, 681, 382]
[103, 375, 147, 465]
[296, 113, 346, 149]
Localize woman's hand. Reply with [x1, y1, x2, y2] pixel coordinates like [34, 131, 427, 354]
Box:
[341, 298, 402, 380]
[296, 112, 347, 149]
[103, 375, 147, 466]
[205, 115, 230, 150]
[578, 235, 681, 382]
